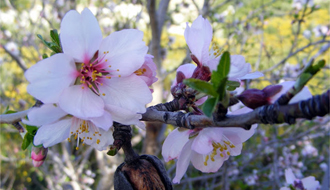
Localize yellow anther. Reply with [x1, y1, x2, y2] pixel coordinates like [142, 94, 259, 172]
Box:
[74, 134, 78, 140]
[142, 68, 147, 72]
[97, 139, 100, 144]
[106, 76, 111, 79]
[118, 75, 121, 77]
[76, 147, 79, 150]
[90, 64, 92, 67]
[105, 59, 108, 62]
[82, 76, 85, 79]
[81, 139, 84, 142]
[103, 51, 106, 54]
[81, 86, 84, 89]
[204, 155, 209, 166]
[90, 137, 92, 140]
[227, 151, 230, 155]
[109, 65, 112, 68]
[102, 93, 105, 96]
[93, 134, 95, 136]
[220, 153, 224, 157]
[116, 69, 119, 71]
[100, 83, 103, 86]
[89, 84, 92, 88]
[230, 144, 235, 148]
[87, 137, 90, 139]
[82, 143, 85, 146]
[71, 132, 73, 134]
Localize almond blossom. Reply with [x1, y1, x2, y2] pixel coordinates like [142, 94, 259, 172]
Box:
[134, 54, 158, 92]
[280, 168, 320, 190]
[24, 8, 152, 149]
[162, 107, 257, 184]
[163, 80, 313, 183]
[184, 15, 263, 81]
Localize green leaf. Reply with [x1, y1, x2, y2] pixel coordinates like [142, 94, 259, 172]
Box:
[211, 51, 230, 88]
[183, 78, 217, 97]
[42, 54, 48, 59]
[227, 80, 240, 91]
[202, 97, 218, 117]
[50, 29, 60, 46]
[22, 133, 34, 150]
[37, 34, 62, 53]
[26, 125, 38, 135]
[216, 77, 228, 100]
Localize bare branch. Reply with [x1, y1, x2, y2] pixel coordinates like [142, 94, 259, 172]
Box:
[2, 45, 28, 72]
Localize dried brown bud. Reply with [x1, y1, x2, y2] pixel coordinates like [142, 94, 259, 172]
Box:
[114, 155, 172, 190]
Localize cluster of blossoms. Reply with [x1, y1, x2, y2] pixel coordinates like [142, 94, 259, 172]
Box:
[24, 8, 157, 152]
[280, 168, 320, 190]
[23, 8, 318, 187]
[162, 16, 313, 183]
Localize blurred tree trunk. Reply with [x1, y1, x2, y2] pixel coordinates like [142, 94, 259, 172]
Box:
[143, 0, 170, 155]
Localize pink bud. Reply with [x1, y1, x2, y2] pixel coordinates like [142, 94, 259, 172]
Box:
[237, 85, 283, 109]
[31, 146, 48, 167]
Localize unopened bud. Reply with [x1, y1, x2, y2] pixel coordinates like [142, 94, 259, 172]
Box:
[114, 155, 173, 190]
[237, 85, 282, 109]
[191, 66, 211, 81]
[31, 146, 48, 167]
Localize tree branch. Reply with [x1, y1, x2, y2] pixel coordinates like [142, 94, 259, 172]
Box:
[141, 90, 330, 129]
[2, 44, 28, 72]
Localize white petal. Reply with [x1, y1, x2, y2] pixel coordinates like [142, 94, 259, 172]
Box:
[24, 104, 67, 126]
[99, 29, 148, 77]
[284, 168, 296, 184]
[25, 54, 77, 103]
[100, 74, 152, 113]
[269, 81, 312, 104]
[301, 176, 320, 190]
[191, 128, 223, 154]
[105, 104, 145, 129]
[34, 117, 72, 147]
[173, 140, 193, 184]
[59, 85, 104, 118]
[190, 151, 226, 173]
[184, 15, 212, 64]
[162, 128, 191, 162]
[228, 55, 251, 79]
[172, 64, 197, 87]
[60, 8, 103, 62]
[238, 71, 264, 80]
[89, 111, 113, 131]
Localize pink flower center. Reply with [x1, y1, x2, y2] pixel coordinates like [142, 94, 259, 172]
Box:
[77, 51, 121, 96]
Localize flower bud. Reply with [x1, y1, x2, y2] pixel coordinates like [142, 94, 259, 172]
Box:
[237, 85, 282, 109]
[31, 146, 48, 167]
[114, 155, 173, 190]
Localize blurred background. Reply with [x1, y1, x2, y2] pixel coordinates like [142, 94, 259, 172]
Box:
[0, 0, 329, 189]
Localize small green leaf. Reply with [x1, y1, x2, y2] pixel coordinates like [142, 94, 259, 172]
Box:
[26, 125, 38, 135]
[42, 54, 48, 59]
[211, 51, 230, 88]
[216, 77, 228, 100]
[22, 133, 34, 150]
[50, 29, 60, 47]
[227, 80, 240, 91]
[202, 97, 218, 117]
[183, 78, 218, 96]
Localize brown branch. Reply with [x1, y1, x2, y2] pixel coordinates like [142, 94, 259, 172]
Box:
[141, 90, 330, 129]
[2, 44, 27, 72]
